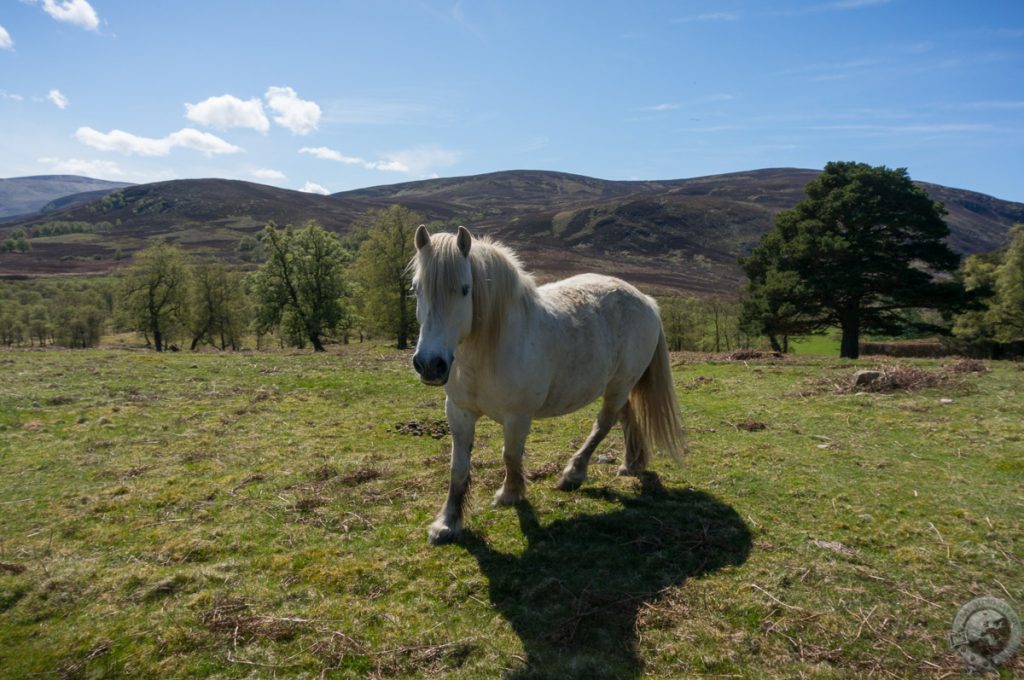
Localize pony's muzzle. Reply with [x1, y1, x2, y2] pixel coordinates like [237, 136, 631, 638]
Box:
[413, 352, 451, 386]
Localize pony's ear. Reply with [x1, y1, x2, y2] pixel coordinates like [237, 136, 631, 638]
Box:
[456, 226, 472, 258]
[415, 224, 431, 251]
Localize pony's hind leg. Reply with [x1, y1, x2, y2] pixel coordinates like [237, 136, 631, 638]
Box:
[556, 400, 623, 491]
[428, 399, 478, 545]
[493, 414, 531, 507]
[618, 401, 649, 477]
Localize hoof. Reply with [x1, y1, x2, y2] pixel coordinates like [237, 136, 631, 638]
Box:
[427, 519, 460, 545]
[617, 465, 642, 477]
[492, 488, 524, 507]
[555, 474, 584, 491]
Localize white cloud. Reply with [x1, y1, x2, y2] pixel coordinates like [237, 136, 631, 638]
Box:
[299, 146, 347, 162]
[47, 89, 69, 109]
[40, 0, 100, 31]
[38, 156, 124, 178]
[265, 86, 321, 135]
[1, 90, 24, 102]
[300, 181, 330, 195]
[76, 126, 243, 156]
[299, 145, 408, 172]
[0, 24, 13, 51]
[185, 94, 270, 133]
[251, 168, 286, 180]
[299, 144, 457, 174]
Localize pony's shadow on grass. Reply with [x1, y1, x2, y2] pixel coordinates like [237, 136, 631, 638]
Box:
[456, 473, 751, 679]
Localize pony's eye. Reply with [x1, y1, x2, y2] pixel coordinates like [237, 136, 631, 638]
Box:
[462, 285, 470, 297]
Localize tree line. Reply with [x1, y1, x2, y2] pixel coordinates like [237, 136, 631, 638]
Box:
[0, 205, 424, 352]
[3, 172, 1021, 356]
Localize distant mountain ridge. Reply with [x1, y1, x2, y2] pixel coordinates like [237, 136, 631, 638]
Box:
[2, 169, 1022, 294]
[0, 175, 133, 220]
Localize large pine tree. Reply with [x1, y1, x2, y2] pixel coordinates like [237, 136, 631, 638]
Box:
[740, 162, 964, 358]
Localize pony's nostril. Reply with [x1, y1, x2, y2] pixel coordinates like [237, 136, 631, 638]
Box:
[433, 358, 448, 376]
[412, 355, 425, 375]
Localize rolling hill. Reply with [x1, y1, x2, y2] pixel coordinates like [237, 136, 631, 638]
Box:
[2, 169, 1022, 294]
[0, 175, 133, 220]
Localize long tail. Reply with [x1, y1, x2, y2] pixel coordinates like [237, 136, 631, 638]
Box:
[627, 328, 685, 466]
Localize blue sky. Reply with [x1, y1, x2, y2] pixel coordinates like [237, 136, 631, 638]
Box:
[1, 1, 1023, 200]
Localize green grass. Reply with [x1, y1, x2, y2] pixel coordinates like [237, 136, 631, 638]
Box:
[789, 333, 841, 356]
[1, 347, 1021, 678]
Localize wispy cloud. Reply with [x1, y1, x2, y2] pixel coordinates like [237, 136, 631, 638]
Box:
[186, 94, 269, 133]
[779, 57, 887, 77]
[47, 89, 69, 109]
[38, 0, 101, 32]
[639, 103, 680, 112]
[38, 156, 124, 177]
[680, 125, 740, 133]
[1, 90, 24, 102]
[633, 94, 737, 120]
[767, 0, 892, 16]
[698, 93, 737, 103]
[379, 145, 460, 176]
[299, 144, 458, 174]
[417, 0, 485, 40]
[76, 126, 243, 156]
[673, 12, 739, 24]
[299, 145, 404, 171]
[830, 0, 890, 9]
[266, 86, 321, 135]
[322, 98, 441, 126]
[0, 24, 14, 51]
[959, 100, 1024, 111]
[812, 122, 996, 136]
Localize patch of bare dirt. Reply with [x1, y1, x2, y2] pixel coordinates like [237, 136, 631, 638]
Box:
[201, 598, 301, 644]
[526, 462, 561, 481]
[338, 467, 382, 486]
[395, 418, 449, 439]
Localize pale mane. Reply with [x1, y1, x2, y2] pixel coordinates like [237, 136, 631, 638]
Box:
[413, 232, 537, 355]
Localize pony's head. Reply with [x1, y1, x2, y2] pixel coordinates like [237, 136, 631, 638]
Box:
[411, 225, 474, 385]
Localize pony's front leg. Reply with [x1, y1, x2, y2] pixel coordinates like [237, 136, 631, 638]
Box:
[428, 399, 477, 545]
[493, 413, 531, 507]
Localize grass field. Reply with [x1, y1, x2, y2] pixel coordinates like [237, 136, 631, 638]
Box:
[789, 334, 841, 356]
[1, 346, 1021, 678]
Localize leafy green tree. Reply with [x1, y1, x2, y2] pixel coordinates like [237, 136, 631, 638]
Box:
[738, 268, 812, 352]
[350, 205, 422, 349]
[27, 305, 52, 347]
[740, 162, 963, 358]
[0, 303, 25, 346]
[186, 262, 251, 350]
[236, 234, 264, 263]
[955, 224, 1024, 348]
[119, 242, 190, 351]
[989, 224, 1024, 342]
[249, 222, 350, 352]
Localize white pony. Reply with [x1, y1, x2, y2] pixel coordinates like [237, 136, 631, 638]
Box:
[411, 226, 684, 544]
